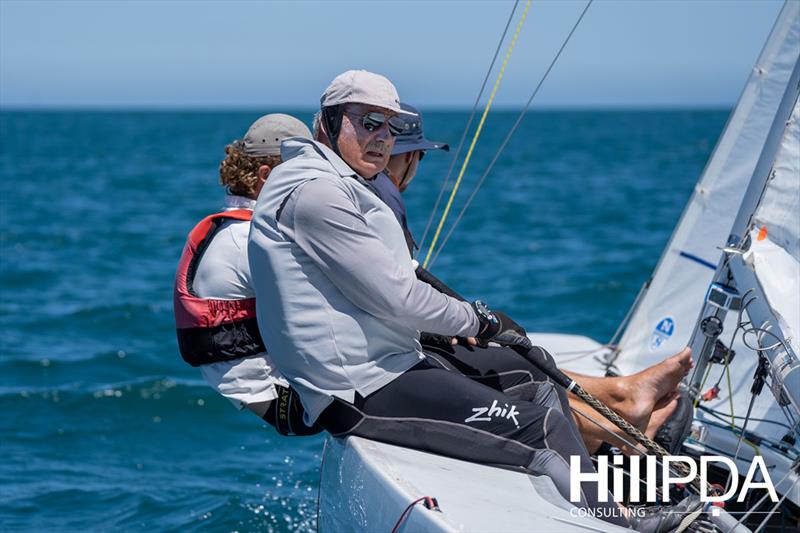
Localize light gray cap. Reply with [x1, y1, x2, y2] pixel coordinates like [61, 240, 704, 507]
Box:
[320, 70, 417, 116]
[242, 113, 312, 157]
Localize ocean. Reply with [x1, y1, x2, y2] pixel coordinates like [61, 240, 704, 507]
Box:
[0, 109, 728, 531]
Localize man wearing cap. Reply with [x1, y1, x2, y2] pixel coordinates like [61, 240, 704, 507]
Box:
[248, 71, 698, 530]
[173, 113, 322, 436]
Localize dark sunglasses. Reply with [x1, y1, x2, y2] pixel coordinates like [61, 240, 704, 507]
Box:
[346, 111, 406, 136]
[418, 150, 426, 161]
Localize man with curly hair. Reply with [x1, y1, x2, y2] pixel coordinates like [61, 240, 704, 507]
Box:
[174, 113, 322, 436]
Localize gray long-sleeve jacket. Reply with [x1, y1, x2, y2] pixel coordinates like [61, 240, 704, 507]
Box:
[248, 138, 479, 423]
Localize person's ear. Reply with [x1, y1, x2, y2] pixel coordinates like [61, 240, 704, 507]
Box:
[252, 165, 272, 199]
[257, 165, 272, 183]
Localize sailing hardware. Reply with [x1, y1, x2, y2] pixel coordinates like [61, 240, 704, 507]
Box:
[701, 386, 720, 402]
[700, 316, 724, 338]
[708, 340, 735, 365]
[687, 282, 742, 401]
[705, 283, 742, 312]
[770, 355, 796, 408]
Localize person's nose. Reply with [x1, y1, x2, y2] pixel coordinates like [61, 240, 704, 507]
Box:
[373, 123, 392, 142]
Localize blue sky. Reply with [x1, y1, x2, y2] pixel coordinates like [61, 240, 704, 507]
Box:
[0, 0, 785, 109]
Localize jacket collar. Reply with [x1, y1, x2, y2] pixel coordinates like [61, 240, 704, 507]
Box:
[224, 194, 256, 210]
[281, 137, 363, 179]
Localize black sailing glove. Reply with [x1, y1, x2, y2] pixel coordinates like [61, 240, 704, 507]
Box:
[419, 331, 456, 350]
[472, 300, 533, 351]
[493, 311, 527, 337]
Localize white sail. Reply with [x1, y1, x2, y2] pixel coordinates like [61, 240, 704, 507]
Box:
[747, 97, 800, 358]
[610, 1, 800, 377]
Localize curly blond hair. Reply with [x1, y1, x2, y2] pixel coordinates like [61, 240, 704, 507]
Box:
[219, 142, 282, 199]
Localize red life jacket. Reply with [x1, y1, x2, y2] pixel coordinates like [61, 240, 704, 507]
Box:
[173, 209, 266, 367]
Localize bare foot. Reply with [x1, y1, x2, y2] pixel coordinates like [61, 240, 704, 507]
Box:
[645, 395, 679, 440]
[613, 396, 679, 455]
[612, 348, 692, 431]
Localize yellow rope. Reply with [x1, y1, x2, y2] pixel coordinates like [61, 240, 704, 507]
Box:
[725, 353, 735, 428]
[422, 0, 533, 268]
[693, 364, 713, 410]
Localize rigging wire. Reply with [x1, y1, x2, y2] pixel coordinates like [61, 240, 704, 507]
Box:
[697, 415, 796, 456]
[733, 464, 798, 531]
[416, 0, 520, 258]
[428, 0, 594, 267]
[422, 0, 533, 269]
[756, 476, 798, 533]
[724, 353, 737, 429]
[605, 280, 648, 359]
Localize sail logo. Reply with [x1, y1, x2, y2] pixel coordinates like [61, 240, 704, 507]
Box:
[650, 317, 675, 350]
[465, 400, 520, 428]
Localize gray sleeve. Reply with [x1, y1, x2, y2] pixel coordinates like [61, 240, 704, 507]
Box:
[286, 179, 479, 337]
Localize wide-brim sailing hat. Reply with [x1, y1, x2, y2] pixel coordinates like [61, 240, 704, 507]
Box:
[391, 103, 449, 155]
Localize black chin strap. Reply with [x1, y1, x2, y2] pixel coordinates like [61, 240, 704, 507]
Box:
[397, 159, 414, 191]
[388, 152, 416, 191]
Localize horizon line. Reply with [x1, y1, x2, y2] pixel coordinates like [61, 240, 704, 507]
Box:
[0, 104, 734, 113]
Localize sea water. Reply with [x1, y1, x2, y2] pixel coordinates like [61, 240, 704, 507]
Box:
[0, 109, 727, 531]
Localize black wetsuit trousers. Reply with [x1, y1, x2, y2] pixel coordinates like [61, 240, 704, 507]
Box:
[317, 344, 628, 527]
